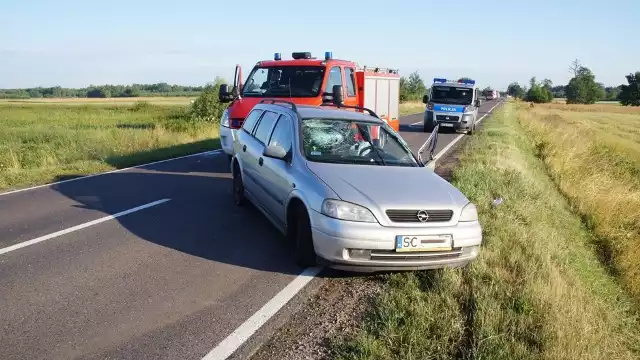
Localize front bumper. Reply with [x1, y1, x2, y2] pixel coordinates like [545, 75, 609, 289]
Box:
[220, 125, 237, 156]
[425, 111, 474, 131]
[309, 210, 482, 273]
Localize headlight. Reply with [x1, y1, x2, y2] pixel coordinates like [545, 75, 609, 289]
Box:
[462, 114, 474, 122]
[220, 109, 230, 127]
[459, 202, 478, 222]
[321, 199, 377, 223]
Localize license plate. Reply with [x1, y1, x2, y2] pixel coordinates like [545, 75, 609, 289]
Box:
[440, 123, 454, 127]
[395, 235, 453, 252]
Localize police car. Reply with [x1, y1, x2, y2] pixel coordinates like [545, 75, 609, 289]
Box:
[422, 78, 482, 135]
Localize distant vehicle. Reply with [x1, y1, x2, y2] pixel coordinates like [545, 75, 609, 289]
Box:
[486, 90, 497, 100]
[422, 78, 481, 135]
[217, 51, 401, 163]
[230, 98, 482, 272]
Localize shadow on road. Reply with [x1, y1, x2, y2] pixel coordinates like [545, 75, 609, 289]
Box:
[50, 147, 306, 277]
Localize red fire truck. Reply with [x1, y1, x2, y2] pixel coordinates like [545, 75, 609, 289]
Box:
[217, 51, 401, 160]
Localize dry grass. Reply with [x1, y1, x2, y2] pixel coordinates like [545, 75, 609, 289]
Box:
[399, 101, 425, 116]
[0, 96, 197, 106]
[331, 102, 640, 360]
[517, 101, 640, 303]
[0, 102, 219, 192]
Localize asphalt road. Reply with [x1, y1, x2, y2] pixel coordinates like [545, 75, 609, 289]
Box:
[0, 99, 501, 360]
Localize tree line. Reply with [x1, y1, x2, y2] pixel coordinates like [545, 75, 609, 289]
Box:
[506, 59, 640, 106]
[0, 83, 204, 99]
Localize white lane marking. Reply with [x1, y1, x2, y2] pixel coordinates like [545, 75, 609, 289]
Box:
[0, 150, 223, 197]
[411, 120, 423, 126]
[0, 198, 171, 256]
[201, 266, 324, 360]
[431, 101, 502, 162]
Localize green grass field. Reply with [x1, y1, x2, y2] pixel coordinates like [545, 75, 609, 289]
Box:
[331, 101, 640, 360]
[0, 101, 219, 192]
[0, 96, 197, 106]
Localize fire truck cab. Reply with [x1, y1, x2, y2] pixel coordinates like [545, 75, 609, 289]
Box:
[217, 52, 401, 160]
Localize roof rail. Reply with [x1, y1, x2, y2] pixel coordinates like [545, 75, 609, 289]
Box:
[360, 66, 399, 74]
[319, 103, 379, 119]
[259, 99, 298, 112]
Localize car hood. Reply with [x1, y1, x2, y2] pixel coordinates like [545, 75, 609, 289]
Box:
[305, 161, 470, 223]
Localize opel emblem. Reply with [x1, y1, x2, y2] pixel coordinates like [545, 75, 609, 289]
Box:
[417, 210, 429, 222]
[446, 116, 450, 120]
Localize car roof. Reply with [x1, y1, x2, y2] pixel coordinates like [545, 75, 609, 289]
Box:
[253, 103, 383, 124]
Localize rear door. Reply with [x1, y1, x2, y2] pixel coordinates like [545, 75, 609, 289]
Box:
[257, 113, 295, 223]
[236, 108, 264, 198]
[243, 110, 280, 207]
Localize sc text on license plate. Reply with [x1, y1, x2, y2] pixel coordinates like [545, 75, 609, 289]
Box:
[395, 234, 453, 252]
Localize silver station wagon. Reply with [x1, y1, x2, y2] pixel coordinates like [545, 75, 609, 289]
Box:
[230, 99, 482, 272]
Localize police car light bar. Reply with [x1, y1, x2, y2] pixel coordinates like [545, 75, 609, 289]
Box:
[433, 78, 476, 85]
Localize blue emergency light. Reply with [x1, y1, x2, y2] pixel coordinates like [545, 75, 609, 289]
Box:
[458, 79, 476, 85]
[433, 78, 448, 83]
[325, 51, 333, 60]
[274, 52, 281, 61]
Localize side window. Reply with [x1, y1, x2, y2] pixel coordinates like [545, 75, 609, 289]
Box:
[325, 66, 343, 94]
[268, 115, 293, 152]
[253, 111, 279, 145]
[345, 68, 356, 97]
[242, 109, 263, 134]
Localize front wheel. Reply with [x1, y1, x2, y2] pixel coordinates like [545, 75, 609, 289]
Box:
[424, 120, 435, 133]
[467, 121, 475, 135]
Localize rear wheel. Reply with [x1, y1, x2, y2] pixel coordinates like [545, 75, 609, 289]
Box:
[232, 163, 246, 206]
[293, 206, 317, 267]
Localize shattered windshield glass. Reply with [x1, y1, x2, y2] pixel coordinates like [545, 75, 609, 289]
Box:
[301, 118, 419, 167]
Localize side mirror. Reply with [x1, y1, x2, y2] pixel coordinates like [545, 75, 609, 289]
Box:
[219, 84, 231, 102]
[332, 85, 344, 106]
[417, 123, 440, 166]
[422, 94, 430, 104]
[475, 99, 481, 107]
[263, 144, 288, 161]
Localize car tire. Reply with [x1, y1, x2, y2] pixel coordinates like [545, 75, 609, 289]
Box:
[294, 207, 317, 267]
[232, 163, 246, 206]
[227, 154, 233, 164]
[467, 121, 475, 135]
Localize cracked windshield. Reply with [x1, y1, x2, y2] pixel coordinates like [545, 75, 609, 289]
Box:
[302, 118, 418, 167]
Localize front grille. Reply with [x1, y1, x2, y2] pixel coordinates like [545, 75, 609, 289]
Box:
[370, 248, 462, 261]
[436, 115, 460, 122]
[386, 209, 453, 223]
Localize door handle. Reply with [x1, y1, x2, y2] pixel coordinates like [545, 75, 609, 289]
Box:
[242, 144, 246, 152]
[258, 157, 263, 166]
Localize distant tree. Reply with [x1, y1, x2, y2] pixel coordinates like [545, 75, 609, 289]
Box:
[618, 71, 640, 106]
[190, 76, 227, 122]
[87, 87, 109, 98]
[565, 65, 604, 104]
[526, 77, 553, 103]
[507, 82, 525, 98]
[399, 71, 426, 102]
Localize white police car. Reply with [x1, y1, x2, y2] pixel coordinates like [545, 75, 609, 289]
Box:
[422, 78, 482, 135]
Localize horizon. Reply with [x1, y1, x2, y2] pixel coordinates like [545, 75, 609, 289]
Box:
[1, 0, 638, 91]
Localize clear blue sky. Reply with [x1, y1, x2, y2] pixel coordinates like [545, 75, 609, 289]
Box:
[1, 0, 638, 90]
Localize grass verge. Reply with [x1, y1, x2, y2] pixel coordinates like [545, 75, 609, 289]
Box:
[518, 102, 640, 303]
[331, 102, 640, 360]
[399, 101, 425, 116]
[0, 103, 219, 192]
